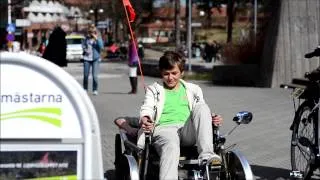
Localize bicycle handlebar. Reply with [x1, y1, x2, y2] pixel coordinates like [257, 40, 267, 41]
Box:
[305, 69, 320, 81]
[303, 46, 320, 81]
[304, 46, 320, 59]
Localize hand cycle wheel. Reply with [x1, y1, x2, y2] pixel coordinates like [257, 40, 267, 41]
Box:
[223, 150, 254, 180]
[115, 133, 126, 180]
[115, 134, 139, 180]
[291, 100, 316, 179]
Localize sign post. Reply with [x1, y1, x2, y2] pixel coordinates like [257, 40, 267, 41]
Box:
[0, 52, 104, 179]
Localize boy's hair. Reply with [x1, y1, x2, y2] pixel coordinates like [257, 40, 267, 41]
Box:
[159, 51, 186, 72]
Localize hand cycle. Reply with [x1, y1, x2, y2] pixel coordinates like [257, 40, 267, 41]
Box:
[205, 111, 254, 180]
[286, 46, 320, 179]
[114, 111, 254, 180]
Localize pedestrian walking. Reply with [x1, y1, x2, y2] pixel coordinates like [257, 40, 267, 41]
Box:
[42, 26, 67, 67]
[38, 42, 46, 56]
[203, 41, 214, 63]
[212, 40, 222, 62]
[138, 41, 144, 61]
[128, 37, 139, 94]
[82, 25, 104, 95]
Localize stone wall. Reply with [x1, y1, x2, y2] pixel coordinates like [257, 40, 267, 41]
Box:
[261, 0, 320, 87]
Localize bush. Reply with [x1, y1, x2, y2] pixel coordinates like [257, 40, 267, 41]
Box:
[220, 36, 264, 65]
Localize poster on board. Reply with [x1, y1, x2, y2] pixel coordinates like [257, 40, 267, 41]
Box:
[0, 151, 77, 179]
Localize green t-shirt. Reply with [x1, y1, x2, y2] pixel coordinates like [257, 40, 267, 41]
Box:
[158, 83, 190, 126]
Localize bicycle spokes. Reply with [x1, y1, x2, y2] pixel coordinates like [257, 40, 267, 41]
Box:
[291, 102, 317, 179]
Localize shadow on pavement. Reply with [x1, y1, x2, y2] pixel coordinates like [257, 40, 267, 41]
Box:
[106, 165, 309, 180]
[101, 92, 131, 95]
[251, 165, 291, 180]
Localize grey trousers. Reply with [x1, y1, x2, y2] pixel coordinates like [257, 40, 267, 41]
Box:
[152, 103, 215, 180]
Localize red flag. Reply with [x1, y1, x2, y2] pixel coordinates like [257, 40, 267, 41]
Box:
[123, 0, 136, 22]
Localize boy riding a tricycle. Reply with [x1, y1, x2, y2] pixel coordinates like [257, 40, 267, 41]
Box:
[114, 51, 253, 180]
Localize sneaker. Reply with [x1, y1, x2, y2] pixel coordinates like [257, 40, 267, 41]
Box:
[199, 154, 221, 166]
[93, 91, 98, 95]
[207, 154, 222, 165]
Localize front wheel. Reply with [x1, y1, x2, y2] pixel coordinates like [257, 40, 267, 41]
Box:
[223, 150, 254, 180]
[291, 100, 316, 179]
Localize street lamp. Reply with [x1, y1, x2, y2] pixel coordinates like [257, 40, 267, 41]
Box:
[89, 8, 104, 26]
[199, 10, 205, 17]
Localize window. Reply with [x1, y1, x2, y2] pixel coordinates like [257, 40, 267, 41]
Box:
[66, 38, 83, 45]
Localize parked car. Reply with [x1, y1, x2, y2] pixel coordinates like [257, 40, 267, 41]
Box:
[137, 37, 156, 44]
[105, 42, 121, 59]
[66, 34, 85, 61]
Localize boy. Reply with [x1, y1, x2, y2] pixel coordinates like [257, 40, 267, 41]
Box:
[115, 51, 223, 180]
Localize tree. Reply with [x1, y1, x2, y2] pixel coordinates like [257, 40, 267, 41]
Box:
[110, 0, 153, 42]
[226, 0, 235, 42]
[195, 0, 226, 28]
[195, 0, 235, 42]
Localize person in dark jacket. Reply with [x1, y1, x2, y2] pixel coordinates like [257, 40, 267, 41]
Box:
[42, 26, 67, 67]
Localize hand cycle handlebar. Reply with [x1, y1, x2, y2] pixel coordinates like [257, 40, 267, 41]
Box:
[304, 46, 320, 82]
[141, 132, 152, 180]
[305, 70, 320, 82]
[304, 46, 320, 59]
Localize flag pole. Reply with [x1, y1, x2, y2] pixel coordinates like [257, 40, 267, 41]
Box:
[121, 0, 146, 91]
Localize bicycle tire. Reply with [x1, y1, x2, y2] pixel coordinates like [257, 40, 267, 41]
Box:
[291, 100, 316, 179]
[115, 134, 124, 180]
[224, 150, 254, 180]
[121, 155, 140, 180]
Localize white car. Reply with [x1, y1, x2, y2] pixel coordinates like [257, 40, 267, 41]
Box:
[137, 37, 156, 44]
[66, 34, 85, 61]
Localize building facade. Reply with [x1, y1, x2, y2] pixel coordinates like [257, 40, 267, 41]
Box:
[0, 0, 90, 51]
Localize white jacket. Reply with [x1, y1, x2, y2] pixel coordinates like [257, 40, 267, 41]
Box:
[137, 79, 206, 148]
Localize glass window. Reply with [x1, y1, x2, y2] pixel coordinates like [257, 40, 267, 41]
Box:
[66, 38, 83, 45]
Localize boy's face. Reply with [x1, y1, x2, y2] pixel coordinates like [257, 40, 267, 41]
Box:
[161, 64, 184, 90]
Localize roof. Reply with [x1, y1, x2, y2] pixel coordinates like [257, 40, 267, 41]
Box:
[152, 5, 227, 19]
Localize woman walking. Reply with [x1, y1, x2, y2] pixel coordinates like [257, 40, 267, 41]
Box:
[82, 25, 104, 95]
[128, 37, 139, 94]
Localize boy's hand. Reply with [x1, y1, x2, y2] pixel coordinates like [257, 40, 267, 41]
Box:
[212, 114, 223, 127]
[140, 116, 154, 132]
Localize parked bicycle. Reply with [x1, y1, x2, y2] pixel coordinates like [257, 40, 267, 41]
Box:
[284, 46, 320, 179]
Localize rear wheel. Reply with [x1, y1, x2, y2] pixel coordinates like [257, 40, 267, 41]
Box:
[115, 134, 126, 180]
[291, 100, 316, 179]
